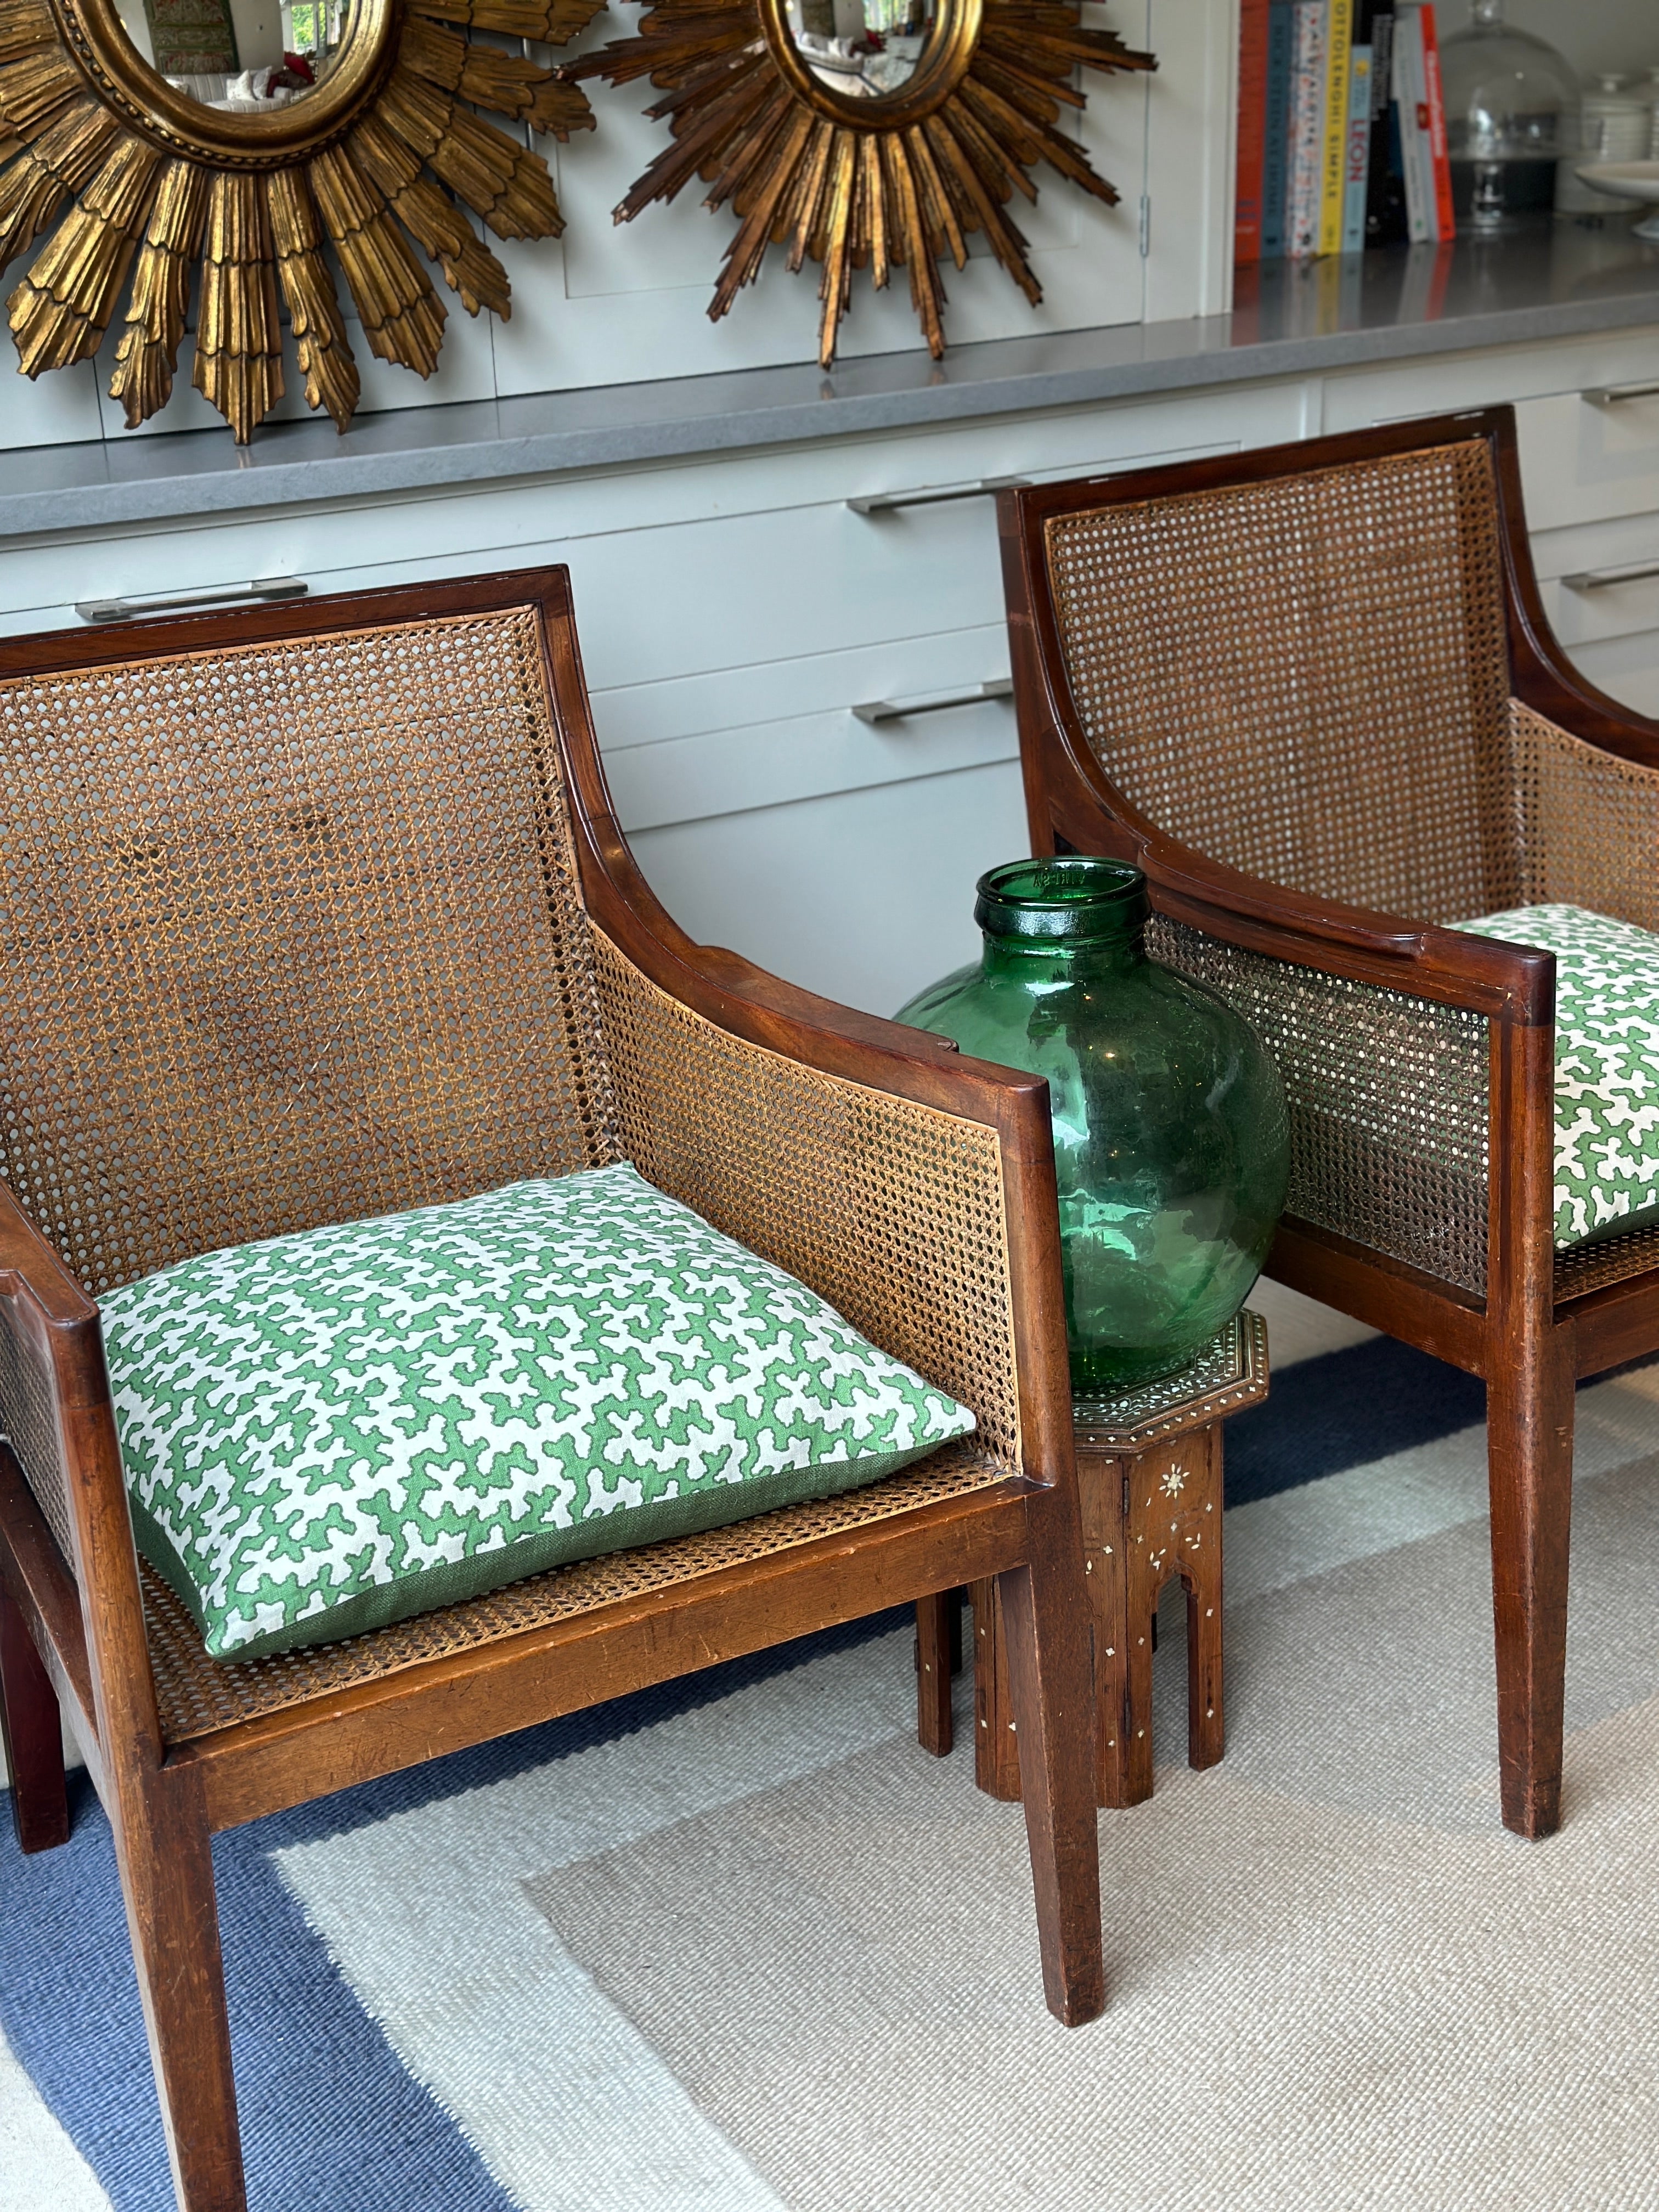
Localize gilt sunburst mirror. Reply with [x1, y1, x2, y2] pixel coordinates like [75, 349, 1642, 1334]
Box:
[565, 0, 1154, 366]
[0, 0, 601, 438]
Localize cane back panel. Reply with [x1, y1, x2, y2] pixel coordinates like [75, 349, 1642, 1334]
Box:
[1508, 699, 1659, 933]
[0, 607, 618, 1307]
[1042, 441, 1521, 926]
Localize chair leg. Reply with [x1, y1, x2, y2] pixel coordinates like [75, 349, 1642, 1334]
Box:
[1486, 1325, 1575, 1840]
[914, 1593, 953, 1757]
[969, 1577, 1023, 1800]
[113, 1767, 246, 2212]
[0, 1580, 69, 1854]
[997, 1534, 1105, 2027]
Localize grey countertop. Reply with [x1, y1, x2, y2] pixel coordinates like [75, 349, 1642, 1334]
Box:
[6, 218, 1659, 542]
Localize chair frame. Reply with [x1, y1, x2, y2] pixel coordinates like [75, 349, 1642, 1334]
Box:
[1001, 405, 1659, 1843]
[0, 569, 1102, 2212]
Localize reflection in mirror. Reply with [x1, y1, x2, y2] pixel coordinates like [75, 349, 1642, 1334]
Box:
[112, 0, 357, 111]
[783, 0, 940, 100]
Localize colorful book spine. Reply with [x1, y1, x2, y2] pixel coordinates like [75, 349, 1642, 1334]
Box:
[1260, 0, 1296, 259]
[1235, 0, 1271, 264]
[1341, 41, 1373, 251]
[1362, 3, 1406, 244]
[1317, 0, 1353, 256]
[1286, 0, 1328, 259]
[1393, 3, 1431, 243]
[1418, 3, 1455, 242]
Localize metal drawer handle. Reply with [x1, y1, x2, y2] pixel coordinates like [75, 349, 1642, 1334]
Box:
[847, 476, 1030, 516]
[852, 677, 1014, 725]
[75, 578, 309, 624]
[1561, 559, 1659, 592]
[1582, 383, 1659, 409]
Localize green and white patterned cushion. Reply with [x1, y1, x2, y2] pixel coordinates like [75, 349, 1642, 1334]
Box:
[1454, 904, 1659, 1250]
[101, 1163, 975, 1662]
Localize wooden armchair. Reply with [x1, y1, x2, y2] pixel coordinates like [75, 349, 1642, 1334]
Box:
[0, 569, 1102, 2212]
[1000, 407, 1659, 1843]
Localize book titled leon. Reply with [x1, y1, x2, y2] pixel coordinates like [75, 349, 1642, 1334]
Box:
[1234, 0, 1452, 263]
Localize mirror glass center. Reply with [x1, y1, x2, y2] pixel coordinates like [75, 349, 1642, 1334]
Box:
[113, 0, 358, 110]
[781, 0, 943, 101]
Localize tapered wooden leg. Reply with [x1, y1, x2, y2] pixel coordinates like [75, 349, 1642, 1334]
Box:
[1075, 1442, 1130, 1808]
[969, 1577, 1022, 1801]
[1184, 1429, 1224, 1771]
[0, 1580, 69, 1854]
[1186, 1577, 1223, 1770]
[1486, 1325, 1575, 1839]
[113, 1767, 246, 2212]
[1118, 1570, 1156, 1805]
[997, 1517, 1104, 2028]
[914, 1593, 953, 1757]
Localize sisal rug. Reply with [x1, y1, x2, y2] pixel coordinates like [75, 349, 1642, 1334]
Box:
[4, 1280, 1659, 2211]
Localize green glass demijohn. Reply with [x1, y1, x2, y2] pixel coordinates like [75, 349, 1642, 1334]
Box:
[896, 857, 1290, 1392]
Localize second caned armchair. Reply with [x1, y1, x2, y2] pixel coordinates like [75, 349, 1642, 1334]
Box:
[1000, 406, 1659, 1842]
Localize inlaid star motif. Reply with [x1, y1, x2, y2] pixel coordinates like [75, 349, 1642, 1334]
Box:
[1160, 1466, 1186, 1498]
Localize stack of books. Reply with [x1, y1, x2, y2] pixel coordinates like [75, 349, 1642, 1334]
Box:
[1235, 1, 1455, 264]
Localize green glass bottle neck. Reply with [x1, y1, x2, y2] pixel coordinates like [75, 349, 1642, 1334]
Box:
[980, 928, 1146, 981]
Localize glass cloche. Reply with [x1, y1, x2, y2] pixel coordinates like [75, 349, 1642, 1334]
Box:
[1438, 0, 1579, 228]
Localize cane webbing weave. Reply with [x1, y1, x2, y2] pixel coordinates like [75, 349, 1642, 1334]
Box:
[592, 931, 1022, 1474]
[0, 608, 617, 1308]
[1508, 701, 1659, 932]
[141, 1437, 1014, 1745]
[1148, 913, 1490, 1296]
[1043, 442, 1519, 923]
[1554, 1221, 1659, 1301]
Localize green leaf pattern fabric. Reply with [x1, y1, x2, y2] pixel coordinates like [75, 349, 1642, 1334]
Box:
[1455, 904, 1659, 1249]
[101, 1163, 975, 1661]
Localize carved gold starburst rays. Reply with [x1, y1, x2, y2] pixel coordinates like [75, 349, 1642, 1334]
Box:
[564, 0, 1154, 369]
[0, 0, 601, 440]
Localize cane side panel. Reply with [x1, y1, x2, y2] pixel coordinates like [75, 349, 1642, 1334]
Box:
[1554, 1221, 1659, 1301]
[1509, 700, 1659, 932]
[0, 608, 617, 1297]
[1148, 914, 1490, 1296]
[1042, 442, 1519, 923]
[592, 930, 1023, 1472]
[143, 1437, 1012, 1744]
[0, 1324, 74, 1567]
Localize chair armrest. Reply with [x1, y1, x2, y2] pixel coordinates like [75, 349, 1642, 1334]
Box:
[0, 1178, 106, 1572]
[1508, 698, 1659, 931]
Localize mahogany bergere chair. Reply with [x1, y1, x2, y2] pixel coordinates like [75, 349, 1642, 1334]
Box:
[0, 569, 1101, 2212]
[1000, 406, 1659, 1842]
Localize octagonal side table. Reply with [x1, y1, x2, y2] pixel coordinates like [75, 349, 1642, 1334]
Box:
[936, 1308, 1268, 1810]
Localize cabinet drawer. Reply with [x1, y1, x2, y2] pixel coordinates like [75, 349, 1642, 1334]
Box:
[1561, 629, 1659, 724]
[1318, 325, 1659, 444]
[1515, 386, 1659, 534]
[597, 623, 1017, 830]
[1533, 510, 1659, 650]
[631, 758, 1028, 1017]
